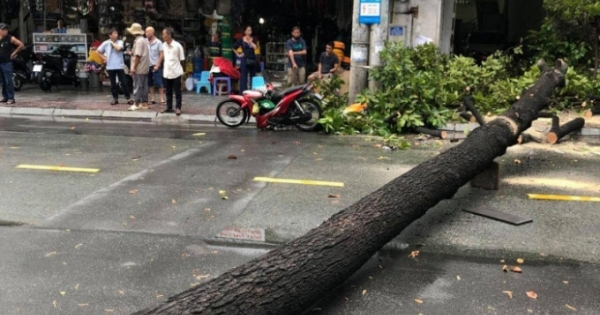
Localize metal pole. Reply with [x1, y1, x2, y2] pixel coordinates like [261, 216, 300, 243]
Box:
[368, 0, 389, 91]
[18, 1, 26, 42]
[348, 0, 370, 104]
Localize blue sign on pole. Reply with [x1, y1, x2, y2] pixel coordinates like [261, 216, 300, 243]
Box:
[358, 0, 381, 25]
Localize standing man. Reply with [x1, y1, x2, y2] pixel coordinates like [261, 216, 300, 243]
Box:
[161, 28, 185, 116]
[127, 23, 150, 111]
[0, 23, 24, 104]
[146, 26, 165, 105]
[98, 28, 133, 105]
[286, 26, 307, 86]
[308, 42, 339, 82]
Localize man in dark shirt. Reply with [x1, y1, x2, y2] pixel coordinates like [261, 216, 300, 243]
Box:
[0, 23, 24, 104]
[286, 26, 307, 86]
[308, 42, 340, 82]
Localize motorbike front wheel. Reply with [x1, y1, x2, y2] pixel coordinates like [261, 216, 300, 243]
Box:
[216, 100, 248, 128]
[294, 99, 323, 132]
[13, 75, 23, 91]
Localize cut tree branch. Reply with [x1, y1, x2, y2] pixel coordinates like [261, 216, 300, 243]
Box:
[133, 60, 568, 315]
[546, 117, 585, 144]
[413, 127, 447, 139]
[585, 105, 600, 117]
[463, 96, 486, 125]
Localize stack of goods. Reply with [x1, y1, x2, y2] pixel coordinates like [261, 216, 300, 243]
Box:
[98, 0, 124, 34]
[220, 16, 234, 61]
[332, 41, 345, 66]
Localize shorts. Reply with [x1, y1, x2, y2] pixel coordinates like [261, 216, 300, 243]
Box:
[287, 67, 306, 85]
[148, 66, 163, 88]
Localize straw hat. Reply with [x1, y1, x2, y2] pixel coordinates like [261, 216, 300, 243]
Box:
[127, 23, 144, 36]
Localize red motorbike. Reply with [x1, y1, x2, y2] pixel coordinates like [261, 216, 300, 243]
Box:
[215, 82, 323, 131]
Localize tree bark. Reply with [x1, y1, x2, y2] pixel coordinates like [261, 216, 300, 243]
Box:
[413, 127, 447, 139]
[133, 61, 567, 315]
[546, 117, 585, 144]
[459, 111, 477, 123]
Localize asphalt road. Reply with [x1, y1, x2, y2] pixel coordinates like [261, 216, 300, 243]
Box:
[1, 116, 599, 314]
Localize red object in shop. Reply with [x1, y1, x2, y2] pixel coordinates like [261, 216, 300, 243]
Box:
[212, 57, 240, 80]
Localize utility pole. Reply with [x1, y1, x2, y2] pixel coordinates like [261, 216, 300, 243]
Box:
[348, 0, 370, 104]
[368, 0, 389, 91]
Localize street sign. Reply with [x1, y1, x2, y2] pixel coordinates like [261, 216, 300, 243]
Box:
[359, 0, 381, 25]
[389, 26, 404, 36]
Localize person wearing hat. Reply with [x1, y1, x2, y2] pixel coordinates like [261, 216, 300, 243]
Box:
[127, 23, 150, 111]
[98, 28, 133, 105]
[0, 23, 24, 104]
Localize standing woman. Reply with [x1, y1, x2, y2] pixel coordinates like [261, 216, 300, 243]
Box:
[232, 26, 258, 94]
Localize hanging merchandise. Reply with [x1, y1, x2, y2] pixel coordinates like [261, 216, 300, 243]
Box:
[169, 0, 185, 17]
[185, 0, 198, 12]
[216, 0, 231, 15]
[145, 0, 157, 16]
[201, 0, 216, 15]
[230, 0, 245, 29]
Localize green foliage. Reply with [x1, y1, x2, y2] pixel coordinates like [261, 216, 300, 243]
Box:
[318, 42, 599, 137]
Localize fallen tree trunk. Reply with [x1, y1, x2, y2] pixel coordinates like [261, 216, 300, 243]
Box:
[546, 117, 585, 144]
[133, 60, 567, 315]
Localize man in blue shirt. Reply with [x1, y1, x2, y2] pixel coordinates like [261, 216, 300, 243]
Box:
[286, 26, 307, 86]
[98, 28, 133, 105]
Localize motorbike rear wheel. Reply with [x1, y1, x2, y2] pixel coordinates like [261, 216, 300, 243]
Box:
[216, 100, 248, 128]
[294, 99, 322, 132]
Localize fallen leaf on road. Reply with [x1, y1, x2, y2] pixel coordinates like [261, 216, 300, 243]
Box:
[517, 258, 525, 264]
[129, 190, 138, 194]
[129, 215, 135, 220]
[414, 299, 423, 304]
[511, 266, 523, 273]
[241, 149, 245, 152]
[502, 265, 509, 272]
[566, 304, 577, 312]
[377, 156, 391, 160]
[45, 251, 57, 257]
[362, 289, 367, 295]
[219, 190, 228, 200]
[563, 280, 569, 284]
[408, 251, 419, 258]
[172, 199, 176, 204]
[374, 144, 383, 148]
[10, 147, 20, 149]
[526, 291, 538, 299]
[75, 244, 83, 249]
[60, 291, 66, 296]
[195, 274, 210, 280]
[328, 194, 340, 198]
[295, 141, 301, 145]
[171, 146, 176, 149]
[500, 259, 505, 263]
[70, 127, 75, 130]
[456, 275, 461, 280]
[192, 133, 206, 136]
[53, 300, 57, 308]
[503, 291, 513, 299]
[315, 158, 324, 161]
[228, 155, 238, 159]
[105, 309, 114, 312]
[204, 208, 211, 212]
[75, 283, 79, 290]
[131, 156, 141, 160]
[118, 290, 124, 295]
[514, 159, 522, 164]
[78, 303, 89, 307]
[527, 309, 533, 313]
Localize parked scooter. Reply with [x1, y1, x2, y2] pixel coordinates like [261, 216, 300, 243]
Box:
[216, 82, 322, 131]
[12, 44, 37, 91]
[35, 45, 80, 91]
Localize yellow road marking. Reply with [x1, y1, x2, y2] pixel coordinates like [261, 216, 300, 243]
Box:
[254, 177, 344, 187]
[16, 164, 100, 173]
[528, 194, 600, 202]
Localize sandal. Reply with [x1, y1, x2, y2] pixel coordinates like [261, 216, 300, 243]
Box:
[149, 101, 157, 105]
[127, 99, 135, 105]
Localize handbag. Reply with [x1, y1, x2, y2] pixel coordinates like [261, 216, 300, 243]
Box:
[246, 58, 257, 67]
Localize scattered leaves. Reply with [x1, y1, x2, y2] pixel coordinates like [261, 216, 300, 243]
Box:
[78, 303, 89, 307]
[75, 244, 83, 249]
[129, 215, 135, 220]
[328, 194, 340, 199]
[408, 251, 419, 258]
[511, 266, 523, 273]
[563, 280, 569, 284]
[414, 299, 423, 304]
[118, 290, 124, 295]
[45, 251, 57, 258]
[566, 304, 577, 312]
[193, 133, 206, 136]
[514, 159, 522, 164]
[53, 300, 57, 308]
[362, 289, 367, 295]
[228, 155, 238, 160]
[502, 265, 509, 272]
[503, 291, 513, 299]
[172, 199, 176, 204]
[70, 127, 76, 130]
[129, 189, 138, 194]
[60, 291, 66, 296]
[131, 156, 141, 160]
[517, 258, 524, 264]
[500, 259, 505, 263]
[526, 291, 538, 299]
[456, 275, 461, 281]
[75, 283, 79, 290]
[171, 146, 176, 149]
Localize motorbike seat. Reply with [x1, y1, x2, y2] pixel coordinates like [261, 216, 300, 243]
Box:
[242, 90, 264, 100]
[271, 85, 305, 101]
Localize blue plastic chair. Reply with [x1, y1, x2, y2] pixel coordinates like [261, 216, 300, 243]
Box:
[195, 71, 211, 94]
[251, 76, 266, 90]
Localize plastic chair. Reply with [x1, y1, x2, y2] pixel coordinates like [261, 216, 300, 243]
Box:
[251, 76, 266, 90]
[213, 76, 231, 96]
[195, 71, 211, 94]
